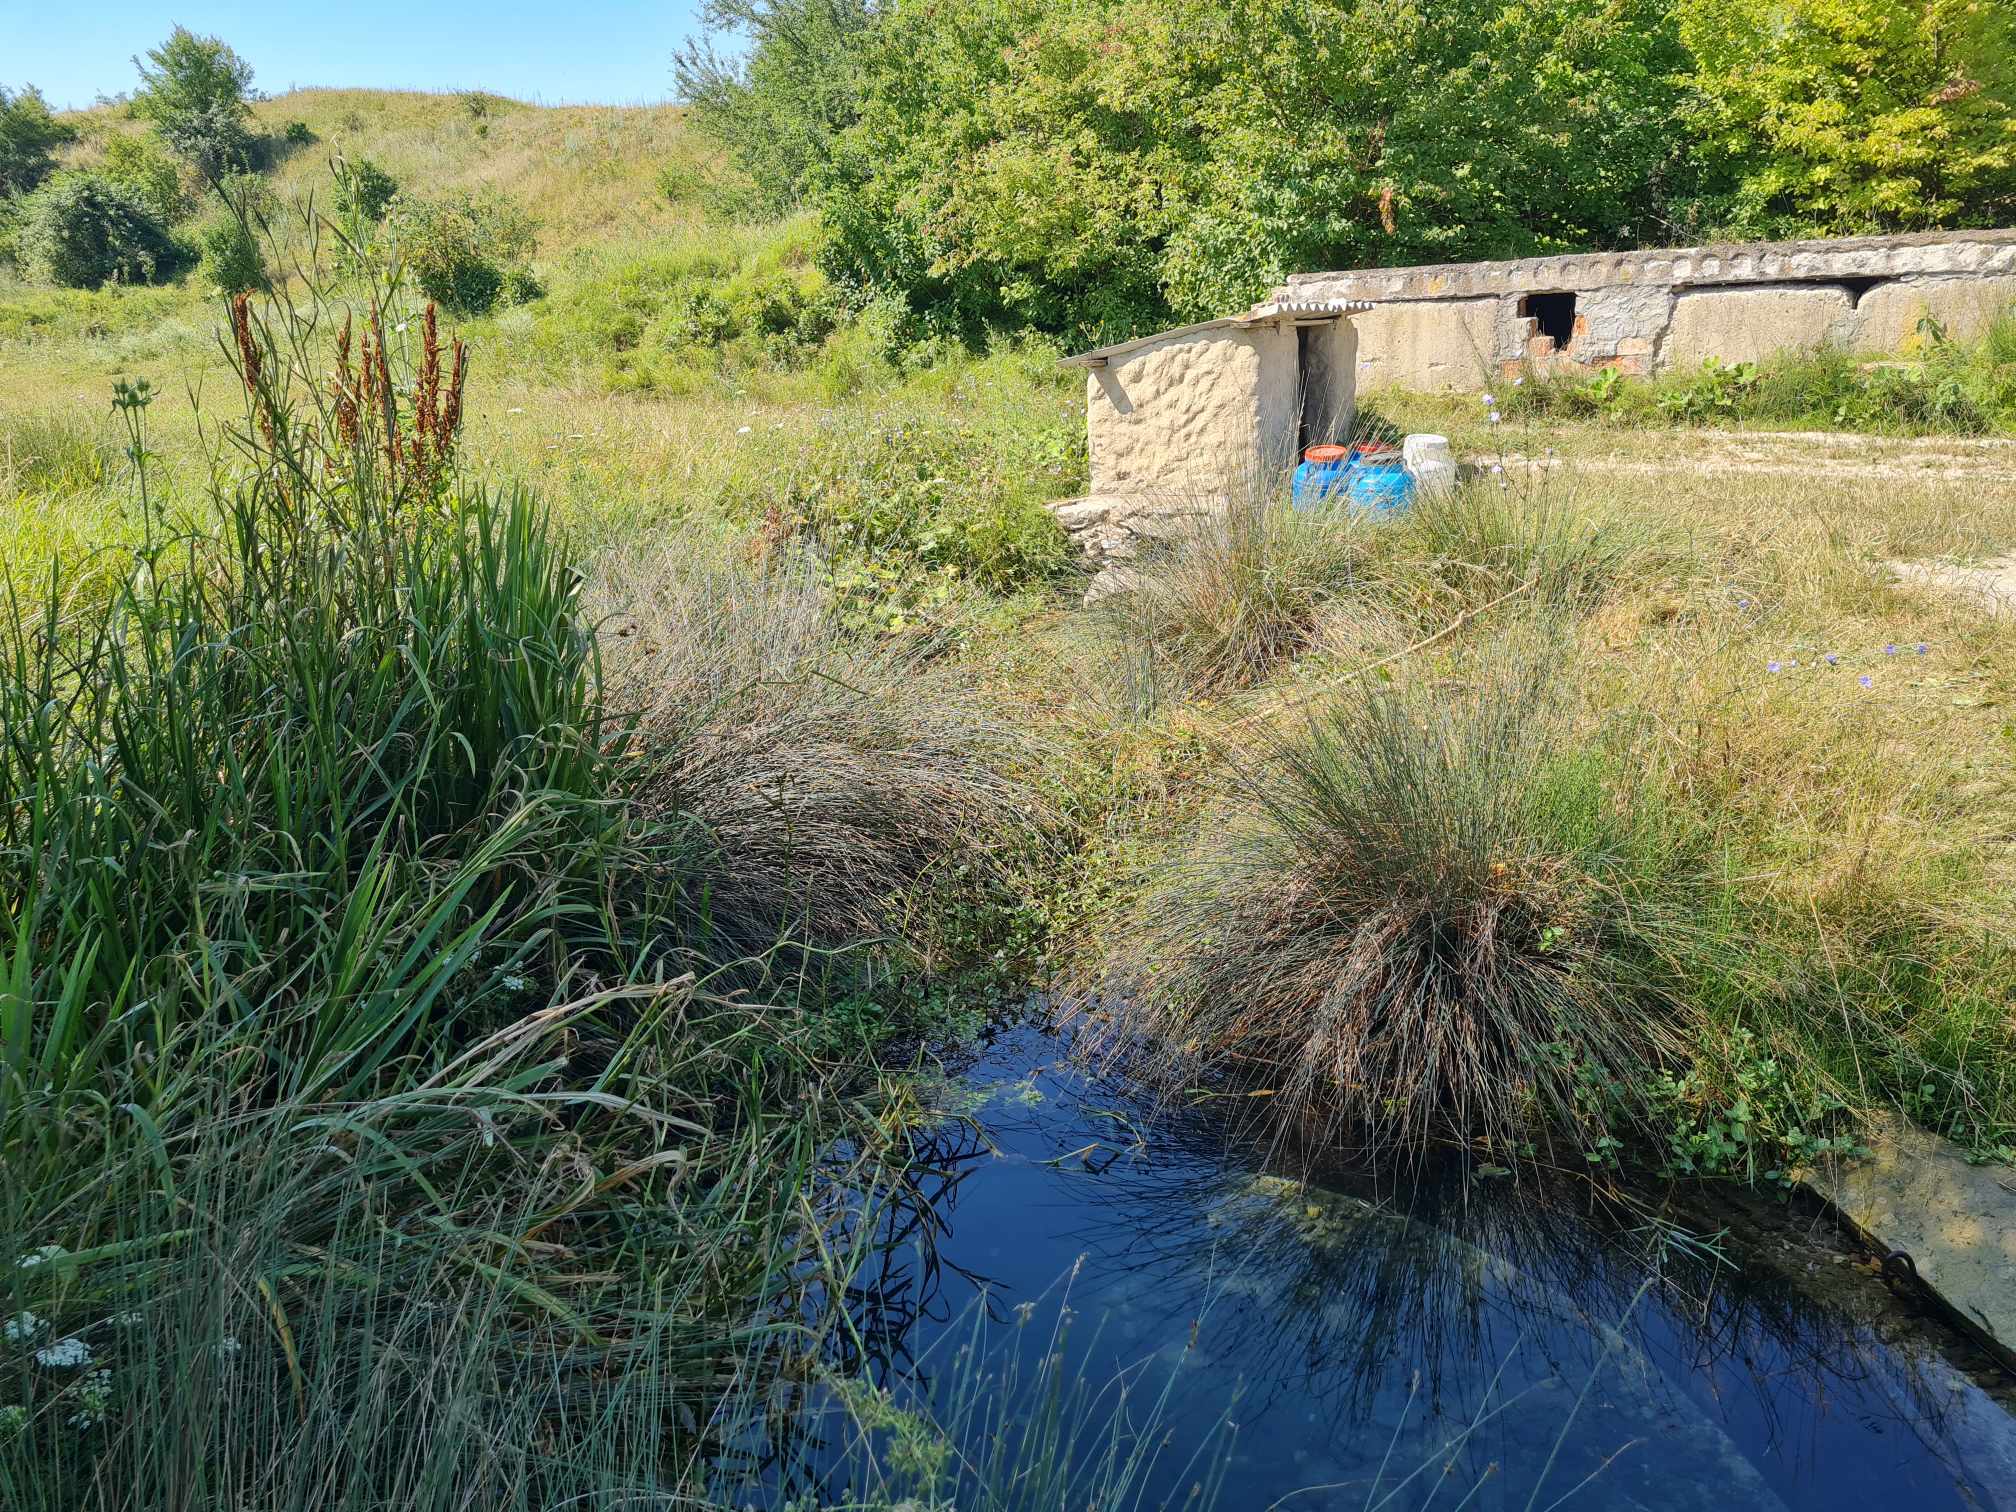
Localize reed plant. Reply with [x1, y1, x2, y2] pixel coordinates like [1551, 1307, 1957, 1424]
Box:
[0, 236, 1012, 1507]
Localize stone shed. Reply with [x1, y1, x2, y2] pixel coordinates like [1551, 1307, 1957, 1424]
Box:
[1277, 228, 2016, 391]
[1050, 298, 1373, 584]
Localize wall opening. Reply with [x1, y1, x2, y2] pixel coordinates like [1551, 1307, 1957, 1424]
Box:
[1519, 291, 1578, 349]
[1837, 275, 1888, 306]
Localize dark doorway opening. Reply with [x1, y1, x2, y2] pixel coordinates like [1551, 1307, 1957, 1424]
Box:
[1837, 276, 1888, 306]
[1519, 291, 1578, 349]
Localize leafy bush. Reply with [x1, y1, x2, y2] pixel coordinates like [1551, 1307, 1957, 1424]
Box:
[387, 189, 540, 314]
[282, 117, 315, 145]
[1096, 640, 1715, 1157]
[331, 154, 398, 221]
[15, 173, 180, 288]
[98, 130, 192, 224]
[737, 409, 1078, 629]
[198, 211, 265, 293]
[0, 84, 74, 197]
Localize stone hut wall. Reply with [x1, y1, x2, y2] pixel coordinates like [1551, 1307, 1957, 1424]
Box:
[1280, 229, 2016, 391]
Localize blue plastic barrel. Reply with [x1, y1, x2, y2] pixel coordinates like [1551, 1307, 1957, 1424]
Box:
[1345, 454, 1414, 515]
[1291, 445, 1352, 511]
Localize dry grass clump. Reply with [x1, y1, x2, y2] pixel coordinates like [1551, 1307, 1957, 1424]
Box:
[1094, 637, 1713, 1157]
[597, 533, 1043, 960]
[1101, 495, 1373, 694]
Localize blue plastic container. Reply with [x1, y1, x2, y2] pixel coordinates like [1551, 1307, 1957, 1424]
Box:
[1344, 454, 1414, 515]
[1291, 449, 1352, 511]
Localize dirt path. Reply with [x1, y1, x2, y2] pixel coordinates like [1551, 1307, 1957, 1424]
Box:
[1474, 427, 2016, 484]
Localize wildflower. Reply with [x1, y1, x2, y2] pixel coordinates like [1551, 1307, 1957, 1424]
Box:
[3, 1312, 43, 1344]
[502, 973, 528, 992]
[1915, 643, 1928, 655]
[1884, 643, 1897, 656]
[1736, 598, 1749, 610]
[736, 425, 752, 435]
[35, 1337, 91, 1370]
[216, 1335, 242, 1357]
[1513, 376, 1525, 386]
[1488, 411, 1502, 425]
[1824, 653, 1838, 666]
[1767, 660, 1782, 674]
[1490, 463, 1504, 475]
[68, 1368, 113, 1430]
[1859, 675, 1874, 689]
[18, 1245, 67, 1270]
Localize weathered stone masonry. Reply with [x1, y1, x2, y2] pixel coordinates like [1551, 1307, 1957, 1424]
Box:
[1280, 229, 2016, 391]
[1052, 300, 1368, 592]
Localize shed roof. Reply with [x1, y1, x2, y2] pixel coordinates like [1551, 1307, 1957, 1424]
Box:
[1059, 298, 1376, 369]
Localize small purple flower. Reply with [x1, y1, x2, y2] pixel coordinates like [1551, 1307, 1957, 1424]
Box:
[1915, 643, 1928, 655]
[1513, 376, 1525, 387]
[1490, 463, 1504, 475]
[1859, 675, 1873, 689]
[1767, 660, 1783, 674]
[1884, 643, 1898, 656]
[1489, 412, 1503, 425]
[1824, 652, 1838, 666]
[1481, 392, 1496, 405]
[1736, 597, 1750, 610]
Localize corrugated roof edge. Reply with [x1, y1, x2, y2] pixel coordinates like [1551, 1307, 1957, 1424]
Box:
[1059, 299, 1376, 369]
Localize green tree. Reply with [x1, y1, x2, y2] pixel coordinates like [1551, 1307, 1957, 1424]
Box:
[674, 0, 875, 214]
[816, 0, 1697, 346]
[132, 27, 258, 184]
[1679, 0, 2016, 234]
[0, 84, 75, 197]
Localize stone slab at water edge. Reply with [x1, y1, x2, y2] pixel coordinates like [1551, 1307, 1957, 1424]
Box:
[1281, 229, 2016, 391]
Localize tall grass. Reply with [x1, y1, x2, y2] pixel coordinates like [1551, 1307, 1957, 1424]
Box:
[0, 251, 1033, 1504]
[1100, 494, 1373, 695]
[1093, 636, 1722, 1159]
[595, 531, 1045, 969]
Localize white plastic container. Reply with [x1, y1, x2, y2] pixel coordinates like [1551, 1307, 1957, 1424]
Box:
[1403, 434, 1457, 499]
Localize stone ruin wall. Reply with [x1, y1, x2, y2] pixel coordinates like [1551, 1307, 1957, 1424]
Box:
[1280, 229, 2016, 391]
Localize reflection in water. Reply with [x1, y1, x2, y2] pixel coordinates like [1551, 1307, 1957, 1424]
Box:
[823, 1025, 2016, 1511]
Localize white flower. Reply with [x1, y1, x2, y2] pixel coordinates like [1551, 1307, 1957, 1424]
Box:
[18, 1244, 67, 1270]
[35, 1336, 92, 1369]
[1513, 376, 1525, 386]
[1488, 412, 1502, 424]
[502, 974, 528, 992]
[1480, 392, 1496, 405]
[1490, 463, 1504, 475]
[215, 1335, 241, 1357]
[736, 425, 753, 435]
[68, 1368, 113, 1429]
[3, 1311, 44, 1344]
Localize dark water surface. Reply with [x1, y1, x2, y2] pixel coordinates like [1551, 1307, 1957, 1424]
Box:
[819, 1024, 2016, 1511]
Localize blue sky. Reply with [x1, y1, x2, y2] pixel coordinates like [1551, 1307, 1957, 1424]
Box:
[6, 1, 716, 110]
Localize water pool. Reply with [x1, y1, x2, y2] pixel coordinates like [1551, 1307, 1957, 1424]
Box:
[811, 1024, 2016, 1511]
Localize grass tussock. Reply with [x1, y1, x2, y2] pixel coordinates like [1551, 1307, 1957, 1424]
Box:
[1101, 496, 1372, 694]
[1095, 638, 1716, 1158]
[597, 533, 1044, 962]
